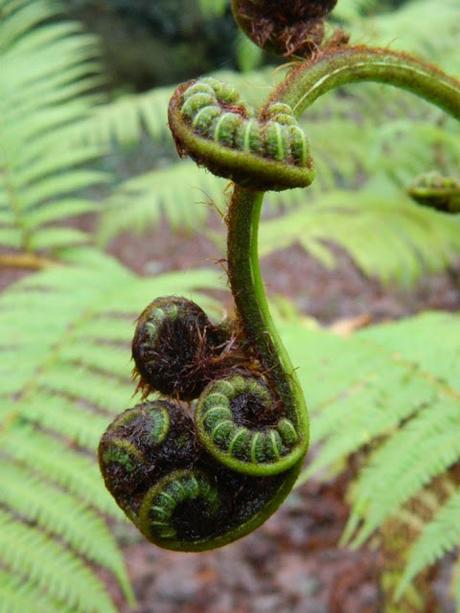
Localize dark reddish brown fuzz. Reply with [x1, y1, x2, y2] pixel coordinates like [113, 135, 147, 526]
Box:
[132, 296, 233, 401]
[232, 0, 338, 57]
[99, 400, 199, 517]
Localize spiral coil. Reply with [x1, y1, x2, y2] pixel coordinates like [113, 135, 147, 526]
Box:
[99, 295, 306, 551]
[168, 77, 314, 191]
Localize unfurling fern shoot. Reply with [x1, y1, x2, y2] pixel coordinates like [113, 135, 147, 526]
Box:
[99, 0, 460, 552]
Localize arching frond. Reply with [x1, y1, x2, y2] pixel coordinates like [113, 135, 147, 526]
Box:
[0, 0, 106, 255]
[280, 310, 460, 601]
[397, 489, 460, 600]
[0, 247, 222, 611]
[259, 189, 460, 286]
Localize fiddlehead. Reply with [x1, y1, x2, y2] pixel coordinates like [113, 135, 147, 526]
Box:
[99, 1, 460, 553]
[99, 347, 303, 550]
[132, 296, 230, 400]
[408, 172, 460, 214]
[195, 375, 303, 476]
[168, 77, 315, 191]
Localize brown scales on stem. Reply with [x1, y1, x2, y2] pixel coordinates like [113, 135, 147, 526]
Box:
[132, 296, 265, 402]
[233, 0, 338, 57]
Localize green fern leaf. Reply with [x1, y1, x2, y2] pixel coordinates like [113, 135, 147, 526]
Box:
[0, 510, 117, 613]
[281, 310, 460, 595]
[0, 0, 106, 254]
[0, 247, 222, 610]
[0, 569, 68, 613]
[397, 488, 460, 599]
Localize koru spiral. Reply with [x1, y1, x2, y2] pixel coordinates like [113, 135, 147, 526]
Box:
[99, 1, 460, 551]
[100, 73, 312, 551]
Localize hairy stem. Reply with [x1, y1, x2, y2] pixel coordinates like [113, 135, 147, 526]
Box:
[226, 186, 309, 449]
[271, 46, 460, 120]
[226, 45, 460, 472]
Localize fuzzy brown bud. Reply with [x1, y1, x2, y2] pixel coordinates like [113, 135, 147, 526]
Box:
[231, 0, 338, 57]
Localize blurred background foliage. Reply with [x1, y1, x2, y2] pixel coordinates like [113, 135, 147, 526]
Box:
[1, 0, 459, 611]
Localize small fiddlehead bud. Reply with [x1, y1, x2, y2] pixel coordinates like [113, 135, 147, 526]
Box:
[231, 0, 338, 57]
[195, 375, 304, 475]
[408, 172, 460, 213]
[168, 78, 314, 191]
[132, 296, 229, 400]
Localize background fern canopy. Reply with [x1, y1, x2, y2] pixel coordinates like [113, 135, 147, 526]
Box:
[281, 310, 460, 603]
[0, 247, 222, 611]
[82, 0, 460, 292]
[0, 0, 106, 255]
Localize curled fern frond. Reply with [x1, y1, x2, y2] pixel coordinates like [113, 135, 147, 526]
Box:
[132, 296, 231, 400]
[100, 294, 308, 551]
[408, 171, 460, 213]
[168, 77, 315, 191]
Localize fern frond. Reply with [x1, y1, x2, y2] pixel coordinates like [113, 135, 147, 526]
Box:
[0, 569, 67, 613]
[283, 310, 460, 596]
[397, 488, 460, 599]
[0, 463, 129, 594]
[98, 161, 226, 244]
[259, 190, 460, 286]
[0, 248, 222, 610]
[0, 510, 117, 613]
[348, 397, 460, 547]
[3, 426, 120, 518]
[0, 0, 106, 254]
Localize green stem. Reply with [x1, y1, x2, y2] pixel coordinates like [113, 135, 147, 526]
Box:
[226, 186, 309, 450]
[226, 45, 460, 467]
[271, 46, 460, 120]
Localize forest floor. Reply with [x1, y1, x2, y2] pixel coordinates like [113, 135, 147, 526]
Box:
[3, 211, 459, 613]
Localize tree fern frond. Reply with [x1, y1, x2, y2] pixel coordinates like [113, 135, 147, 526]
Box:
[0, 248, 222, 610]
[0, 569, 68, 613]
[0, 463, 130, 593]
[98, 161, 226, 244]
[0, 0, 106, 254]
[2, 426, 121, 519]
[259, 190, 460, 286]
[0, 510, 117, 613]
[282, 309, 460, 596]
[17, 393, 110, 449]
[397, 488, 460, 599]
[348, 398, 460, 547]
[361, 311, 460, 390]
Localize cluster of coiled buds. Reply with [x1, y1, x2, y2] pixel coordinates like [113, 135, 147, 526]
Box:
[99, 297, 307, 551]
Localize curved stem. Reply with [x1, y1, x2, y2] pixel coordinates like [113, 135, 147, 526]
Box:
[226, 186, 309, 452]
[271, 46, 460, 120]
[226, 45, 460, 468]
